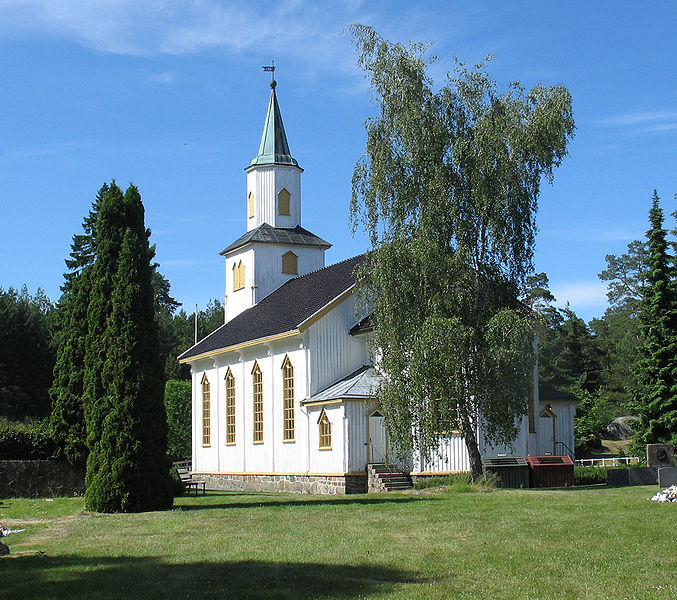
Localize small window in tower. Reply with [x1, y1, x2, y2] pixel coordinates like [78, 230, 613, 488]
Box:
[248, 192, 255, 218]
[233, 261, 245, 291]
[281, 251, 298, 275]
[278, 188, 291, 216]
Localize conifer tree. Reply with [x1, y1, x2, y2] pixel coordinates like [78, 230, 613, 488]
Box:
[50, 183, 108, 465]
[84, 184, 172, 512]
[632, 192, 677, 447]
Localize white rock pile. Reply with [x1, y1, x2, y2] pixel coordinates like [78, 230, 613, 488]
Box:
[650, 485, 677, 502]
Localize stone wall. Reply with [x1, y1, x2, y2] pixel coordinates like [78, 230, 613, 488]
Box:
[0, 460, 85, 498]
[194, 473, 367, 495]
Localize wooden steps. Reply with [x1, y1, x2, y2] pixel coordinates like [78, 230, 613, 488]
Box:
[367, 463, 412, 493]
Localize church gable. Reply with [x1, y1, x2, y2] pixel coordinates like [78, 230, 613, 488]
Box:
[178, 254, 365, 362]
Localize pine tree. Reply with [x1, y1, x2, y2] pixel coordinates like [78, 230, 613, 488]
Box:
[632, 191, 677, 448]
[84, 184, 172, 512]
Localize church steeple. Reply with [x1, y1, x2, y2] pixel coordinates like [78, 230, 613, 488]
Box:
[249, 80, 300, 168]
[222, 74, 330, 323]
[244, 78, 303, 232]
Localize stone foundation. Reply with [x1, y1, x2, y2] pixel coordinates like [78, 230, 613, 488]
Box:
[0, 460, 85, 498]
[193, 473, 367, 495]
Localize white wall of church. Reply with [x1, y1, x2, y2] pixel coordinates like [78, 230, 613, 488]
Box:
[192, 340, 319, 475]
[252, 243, 325, 303]
[307, 295, 369, 396]
[224, 247, 254, 322]
[246, 166, 302, 230]
[306, 404, 346, 473]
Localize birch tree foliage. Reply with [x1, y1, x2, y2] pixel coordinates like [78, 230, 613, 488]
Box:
[349, 25, 574, 477]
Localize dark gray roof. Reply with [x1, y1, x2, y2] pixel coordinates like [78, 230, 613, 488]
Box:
[539, 383, 580, 404]
[220, 223, 331, 255]
[304, 366, 383, 404]
[178, 254, 365, 362]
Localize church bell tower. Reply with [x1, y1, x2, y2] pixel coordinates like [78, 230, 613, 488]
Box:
[220, 74, 331, 323]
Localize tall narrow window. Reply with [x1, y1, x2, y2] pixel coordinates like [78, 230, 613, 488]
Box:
[318, 409, 331, 450]
[248, 191, 255, 218]
[252, 361, 263, 443]
[278, 188, 291, 216]
[225, 369, 236, 445]
[201, 374, 211, 446]
[233, 261, 245, 291]
[281, 251, 298, 275]
[282, 355, 295, 442]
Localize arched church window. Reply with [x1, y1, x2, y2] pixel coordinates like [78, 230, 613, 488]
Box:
[252, 361, 263, 443]
[225, 369, 236, 445]
[281, 251, 298, 275]
[201, 373, 211, 447]
[233, 261, 245, 291]
[282, 355, 294, 442]
[248, 191, 255, 218]
[318, 409, 331, 450]
[278, 188, 291, 216]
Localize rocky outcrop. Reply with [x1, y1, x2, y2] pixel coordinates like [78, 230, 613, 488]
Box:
[606, 416, 639, 441]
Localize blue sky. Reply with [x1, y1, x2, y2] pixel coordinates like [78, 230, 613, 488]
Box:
[1, 1, 675, 323]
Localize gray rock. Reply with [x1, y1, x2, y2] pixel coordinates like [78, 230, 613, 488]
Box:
[605, 416, 638, 441]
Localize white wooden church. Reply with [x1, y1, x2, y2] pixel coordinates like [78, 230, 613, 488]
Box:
[178, 79, 577, 494]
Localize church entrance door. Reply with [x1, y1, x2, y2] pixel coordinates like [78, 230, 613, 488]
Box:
[537, 406, 557, 455]
[368, 410, 387, 464]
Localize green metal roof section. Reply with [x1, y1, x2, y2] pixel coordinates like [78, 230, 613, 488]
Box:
[249, 81, 300, 169]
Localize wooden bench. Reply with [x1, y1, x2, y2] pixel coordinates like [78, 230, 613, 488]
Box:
[173, 460, 206, 495]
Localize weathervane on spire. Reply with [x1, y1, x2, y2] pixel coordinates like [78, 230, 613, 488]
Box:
[263, 60, 276, 88]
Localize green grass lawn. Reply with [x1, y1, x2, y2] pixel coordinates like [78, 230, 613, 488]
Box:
[1, 486, 675, 599]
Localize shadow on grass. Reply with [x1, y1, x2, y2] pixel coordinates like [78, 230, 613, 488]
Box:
[4, 555, 425, 600]
[174, 492, 438, 511]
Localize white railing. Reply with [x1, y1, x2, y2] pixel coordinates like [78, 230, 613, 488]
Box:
[574, 457, 639, 467]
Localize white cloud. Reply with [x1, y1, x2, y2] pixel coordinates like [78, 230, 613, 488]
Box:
[148, 72, 176, 84]
[550, 280, 608, 310]
[597, 110, 677, 131]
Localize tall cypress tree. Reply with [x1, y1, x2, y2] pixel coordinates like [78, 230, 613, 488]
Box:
[632, 191, 677, 448]
[50, 183, 109, 465]
[84, 184, 172, 512]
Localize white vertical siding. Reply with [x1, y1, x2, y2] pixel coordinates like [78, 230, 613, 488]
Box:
[224, 247, 254, 323]
[414, 435, 471, 473]
[252, 243, 326, 303]
[246, 166, 302, 231]
[552, 403, 576, 457]
[307, 404, 345, 473]
[307, 295, 369, 396]
[345, 401, 368, 472]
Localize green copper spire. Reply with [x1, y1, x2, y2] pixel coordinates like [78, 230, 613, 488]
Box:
[249, 80, 300, 168]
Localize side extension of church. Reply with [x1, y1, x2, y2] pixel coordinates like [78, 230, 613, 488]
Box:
[178, 79, 577, 494]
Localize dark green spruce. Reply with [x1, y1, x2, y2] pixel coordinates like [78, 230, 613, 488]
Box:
[632, 192, 677, 448]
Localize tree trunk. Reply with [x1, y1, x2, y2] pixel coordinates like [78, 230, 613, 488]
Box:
[463, 422, 483, 480]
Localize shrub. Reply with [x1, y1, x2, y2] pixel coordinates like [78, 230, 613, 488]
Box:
[0, 418, 56, 459]
[165, 380, 191, 462]
[413, 472, 497, 492]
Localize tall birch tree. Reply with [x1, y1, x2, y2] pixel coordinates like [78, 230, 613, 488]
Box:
[349, 25, 575, 477]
